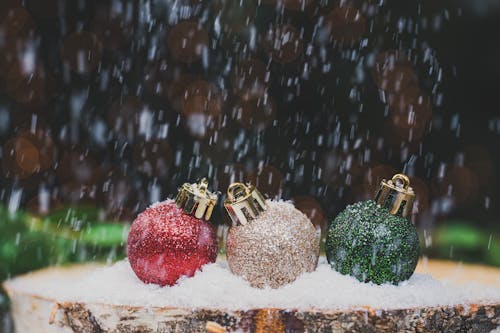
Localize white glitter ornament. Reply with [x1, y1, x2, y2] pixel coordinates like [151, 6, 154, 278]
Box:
[225, 183, 320, 289]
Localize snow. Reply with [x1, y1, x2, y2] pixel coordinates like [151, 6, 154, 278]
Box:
[7, 257, 500, 311]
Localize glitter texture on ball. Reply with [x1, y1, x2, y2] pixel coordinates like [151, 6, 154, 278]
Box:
[226, 200, 320, 289]
[326, 200, 420, 285]
[127, 200, 218, 286]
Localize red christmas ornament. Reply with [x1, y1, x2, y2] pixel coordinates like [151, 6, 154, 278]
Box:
[127, 179, 218, 286]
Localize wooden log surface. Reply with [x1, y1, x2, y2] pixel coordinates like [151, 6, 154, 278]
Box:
[3, 260, 500, 333]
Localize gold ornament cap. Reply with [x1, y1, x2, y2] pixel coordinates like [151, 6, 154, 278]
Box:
[374, 173, 415, 218]
[175, 178, 217, 220]
[224, 183, 267, 225]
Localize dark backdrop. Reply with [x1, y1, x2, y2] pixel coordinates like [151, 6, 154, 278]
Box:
[0, 0, 498, 245]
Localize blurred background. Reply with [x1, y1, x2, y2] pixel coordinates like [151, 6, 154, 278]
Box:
[1, 0, 500, 328]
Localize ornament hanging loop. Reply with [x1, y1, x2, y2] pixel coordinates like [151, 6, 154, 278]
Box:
[176, 178, 217, 220]
[198, 179, 208, 193]
[374, 173, 415, 218]
[392, 174, 410, 189]
[224, 183, 267, 225]
[226, 183, 252, 202]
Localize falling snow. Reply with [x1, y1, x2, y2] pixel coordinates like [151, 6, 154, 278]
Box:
[0, 0, 499, 329]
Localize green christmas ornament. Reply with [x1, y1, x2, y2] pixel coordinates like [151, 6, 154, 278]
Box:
[326, 173, 420, 285]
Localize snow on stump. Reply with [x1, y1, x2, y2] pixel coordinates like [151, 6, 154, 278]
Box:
[3, 259, 500, 333]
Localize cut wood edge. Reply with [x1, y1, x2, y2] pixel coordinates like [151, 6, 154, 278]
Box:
[416, 259, 500, 287]
[6, 295, 500, 333]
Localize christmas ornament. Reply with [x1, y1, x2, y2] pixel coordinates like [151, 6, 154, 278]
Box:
[225, 183, 320, 289]
[326, 173, 420, 285]
[127, 179, 218, 286]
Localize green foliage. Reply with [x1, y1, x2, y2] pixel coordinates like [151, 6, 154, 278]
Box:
[0, 205, 130, 310]
[428, 222, 500, 266]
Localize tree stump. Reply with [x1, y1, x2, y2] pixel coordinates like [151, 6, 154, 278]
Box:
[3, 260, 500, 333]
